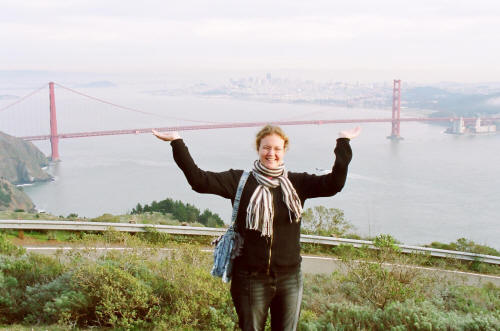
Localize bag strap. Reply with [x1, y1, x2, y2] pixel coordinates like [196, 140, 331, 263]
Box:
[230, 170, 250, 225]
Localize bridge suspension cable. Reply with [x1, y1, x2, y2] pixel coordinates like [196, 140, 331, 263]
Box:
[54, 83, 220, 124]
[0, 84, 47, 113]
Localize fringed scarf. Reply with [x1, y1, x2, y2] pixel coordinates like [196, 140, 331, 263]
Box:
[246, 160, 302, 237]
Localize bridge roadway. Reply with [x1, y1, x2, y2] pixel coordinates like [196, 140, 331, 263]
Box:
[19, 116, 500, 141]
[23, 245, 500, 287]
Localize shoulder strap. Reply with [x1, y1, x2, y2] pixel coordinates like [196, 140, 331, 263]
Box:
[230, 170, 250, 225]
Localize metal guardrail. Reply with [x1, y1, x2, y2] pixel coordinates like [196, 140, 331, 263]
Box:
[1, 220, 499, 265]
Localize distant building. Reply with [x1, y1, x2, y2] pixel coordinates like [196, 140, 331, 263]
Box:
[474, 118, 497, 133]
[447, 117, 497, 134]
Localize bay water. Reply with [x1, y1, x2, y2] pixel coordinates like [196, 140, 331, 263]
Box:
[17, 86, 500, 249]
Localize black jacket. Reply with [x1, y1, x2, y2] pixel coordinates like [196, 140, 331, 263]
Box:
[171, 138, 352, 274]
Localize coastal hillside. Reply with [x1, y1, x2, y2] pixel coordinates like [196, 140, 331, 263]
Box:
[0, 131, 51, 184]
[0, 177, 35, 211]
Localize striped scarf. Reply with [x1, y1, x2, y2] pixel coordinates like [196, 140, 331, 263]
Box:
[246, 160, 303, 237]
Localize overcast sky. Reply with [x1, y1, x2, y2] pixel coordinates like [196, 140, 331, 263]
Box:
[2, 0, 500, 82]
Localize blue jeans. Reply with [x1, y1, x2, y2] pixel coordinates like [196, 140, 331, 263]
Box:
[230, 268, 303, 331]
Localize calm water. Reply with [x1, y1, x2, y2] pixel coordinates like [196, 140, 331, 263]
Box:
[13, 87, 499, 249]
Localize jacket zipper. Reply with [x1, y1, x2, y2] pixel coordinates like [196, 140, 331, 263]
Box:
[267, 189, 275, 275]
[267, 234, 273, 275]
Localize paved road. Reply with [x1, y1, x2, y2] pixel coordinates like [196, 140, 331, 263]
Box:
[22, 246, 500, 287]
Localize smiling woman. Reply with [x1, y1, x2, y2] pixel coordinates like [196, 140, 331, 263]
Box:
[152, 124, 360, 330]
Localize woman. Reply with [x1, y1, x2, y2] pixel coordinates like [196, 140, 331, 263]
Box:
[152, 125, 360, 331]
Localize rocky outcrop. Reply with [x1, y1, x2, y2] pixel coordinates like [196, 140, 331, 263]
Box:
[0, 177, 35, 212]
[0, 131, 52, 184]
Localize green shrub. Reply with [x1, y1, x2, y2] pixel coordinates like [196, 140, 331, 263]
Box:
[429, 238, 500, 257]
[0, 253, 65, 323]
[0, 253, 64, 289]
[1, 232, 499, 330]
[138, 227, 172, 245]
[301, 206, 354, 237]
[438, 283, 500, 314]
[334, 237, 436, 309]
[373, 234, 401, 252]
[149, 247, 236, 330]
[23, 272, 88, 325]
[71, 261, 161, 329]
[298, 300, 500, 331]
[0, 232, 25, 256]
[300, 264, 500, 330]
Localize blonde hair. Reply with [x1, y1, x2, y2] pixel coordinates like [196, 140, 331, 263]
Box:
[255, 125, 289, 151]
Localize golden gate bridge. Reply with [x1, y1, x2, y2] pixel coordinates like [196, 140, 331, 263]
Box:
[1, 80, 498, 161]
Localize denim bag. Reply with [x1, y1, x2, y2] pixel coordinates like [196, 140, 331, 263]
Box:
[211, 170, 250, 282]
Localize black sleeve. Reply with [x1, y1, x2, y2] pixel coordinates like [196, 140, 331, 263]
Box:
[170, 139, 242, 200]
[291, 138, 353, 200]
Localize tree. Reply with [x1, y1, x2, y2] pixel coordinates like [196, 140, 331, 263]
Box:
[132, 203, 143, 214]
[301, 206, 353, 237]
[198, 209, 224, 227]
[129, 197, 224, 227]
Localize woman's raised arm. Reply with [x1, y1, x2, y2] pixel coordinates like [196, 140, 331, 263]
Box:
[152, 129, 240, 200]
[291, 126, 360, 200]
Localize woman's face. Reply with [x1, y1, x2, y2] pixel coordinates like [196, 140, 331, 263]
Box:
[258, 134, 286, 169]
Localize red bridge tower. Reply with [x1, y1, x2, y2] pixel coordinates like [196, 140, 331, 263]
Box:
[388, 79, 403, 140]
[49, 82, 60, 161]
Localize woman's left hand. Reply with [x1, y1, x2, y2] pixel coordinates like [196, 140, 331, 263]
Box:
[152, 129, 181, 141]
[339, 126, 362, 139]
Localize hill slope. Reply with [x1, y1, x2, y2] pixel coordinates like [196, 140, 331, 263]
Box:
[0, 177, 34, 211]
[0, 131, 51, 184]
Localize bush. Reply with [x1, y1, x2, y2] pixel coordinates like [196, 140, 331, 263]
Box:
[300, 275, 500, 331]
[151, 254, 236, 329]
[339, 235, 435, 309]
[429, 238, 500, 257]
[299, 300, 500, 331]
[301, 206, 354, 237]
[0, 233, 25, 256]
[0, 253, 65, 323]
[22, 272, 88, 325]
[1, 231, 499, 330]
[71, 261, 161, 329]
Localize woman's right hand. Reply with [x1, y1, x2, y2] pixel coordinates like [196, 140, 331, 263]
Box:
[152, 129, 181, 141]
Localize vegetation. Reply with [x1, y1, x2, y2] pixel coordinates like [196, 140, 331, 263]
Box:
[2, 205, 500, 277]
[428, 238, 500, 257]
[0, 182, 12, 206]
[1, 232, 499, 330]
[0, 230, 235, 330]
[131, 197, 225, 227]
[300, 236, 500, 330]
[301, 206, 354, 237]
